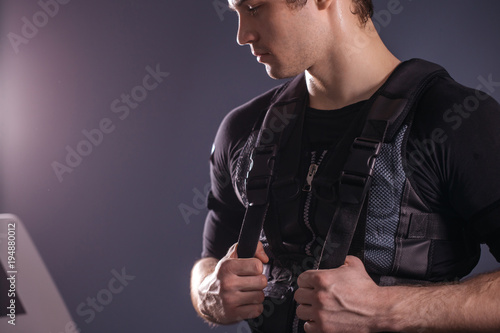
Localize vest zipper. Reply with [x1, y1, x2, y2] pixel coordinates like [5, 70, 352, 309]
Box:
[302, 163, 319, 192]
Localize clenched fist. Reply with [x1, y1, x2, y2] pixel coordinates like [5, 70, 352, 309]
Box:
[295, 256, 386, 333]
[197, 242, 270, 324]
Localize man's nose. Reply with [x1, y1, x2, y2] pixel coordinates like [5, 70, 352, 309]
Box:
[237, 17, 258, 45]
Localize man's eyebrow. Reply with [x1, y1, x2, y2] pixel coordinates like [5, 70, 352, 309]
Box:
[228, 0, 250, 11]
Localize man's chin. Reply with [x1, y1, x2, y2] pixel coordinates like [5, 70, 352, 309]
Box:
[265, 64, 303, 80]
[264, 64, 301, 80]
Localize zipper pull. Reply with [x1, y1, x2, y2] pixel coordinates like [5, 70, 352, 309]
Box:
[302, 163, 318, 192]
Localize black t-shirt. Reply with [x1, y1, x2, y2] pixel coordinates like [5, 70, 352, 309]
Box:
[293, 103, 365, 249]
[305, 101, 365, 151]
[202, 74, 500, 278]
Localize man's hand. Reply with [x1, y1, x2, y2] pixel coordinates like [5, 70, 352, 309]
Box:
[196, 242, 269, 325]
[294, 255, 385, 333]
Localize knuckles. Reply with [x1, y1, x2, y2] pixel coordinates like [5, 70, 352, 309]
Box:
[311, 272, 326, 287]
[248, 258, 264, 274]
[218, 257, 263, 276]
[259, 274, 268, 288]
[247, 303, 264, 319]
[219, 277, 237, 292]
[315, 290, 330, 306]
[219, 290, 237, 306]
[255, 260, 264, 273]
[254, 290, 266, 305]
[300, 271, 330, 289]
[254, 304, 265, 317]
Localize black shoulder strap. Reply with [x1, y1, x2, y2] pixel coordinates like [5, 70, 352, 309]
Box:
[237, 59, 448, 261]
[236, 99, 306, 258]
[318, 59, 447, 268]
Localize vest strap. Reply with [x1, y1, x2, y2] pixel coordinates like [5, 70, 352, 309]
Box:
[407, 213, 460, 240]
[318, 59, 447, 269]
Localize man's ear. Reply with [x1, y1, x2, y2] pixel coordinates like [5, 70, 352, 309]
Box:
[315, 0, 334, 10]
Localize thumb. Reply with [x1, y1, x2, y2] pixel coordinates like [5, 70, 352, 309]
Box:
[254, 241, 269, 264]
[343, 255, 363, 268]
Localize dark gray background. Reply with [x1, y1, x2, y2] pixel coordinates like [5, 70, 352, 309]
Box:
[0, 1, 499, 332]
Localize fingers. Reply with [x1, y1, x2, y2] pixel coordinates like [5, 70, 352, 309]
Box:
[200, 243, 270, 324]
[237, 275, 268, 291]
[217, 261, 267, 289]
[218, 278, 266, 320]
[254, 241, 269, 264]
[297, 270, 317, 289]
[297, 303, 318, 333]
[234, 303, 265, 320]
[296, 303, 315, 322]
[215, 292, 265, 321]
[228, 241, 269, 264]
[220, 287, 265, 307]
[294, 287, 315, 306]
[235, 290, 266, 306]
[303, 320, 319, 333]
[228, 258, 265, 276]
[224, 242, 269, 277]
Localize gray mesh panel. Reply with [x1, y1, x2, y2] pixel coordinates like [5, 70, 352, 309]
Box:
[365, 126, 407, 275]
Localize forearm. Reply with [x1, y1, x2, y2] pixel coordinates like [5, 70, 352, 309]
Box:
[380, 270, 500, 332]
[190, 257, 219, 323]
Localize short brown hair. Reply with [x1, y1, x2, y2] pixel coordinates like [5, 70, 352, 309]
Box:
[350, 0, 373, 25]
[286, 0, 374, 25]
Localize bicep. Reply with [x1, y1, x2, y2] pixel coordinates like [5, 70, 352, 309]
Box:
[202, 148, 246, 260]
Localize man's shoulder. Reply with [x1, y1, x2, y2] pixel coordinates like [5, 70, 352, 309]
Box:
[419, 69, 498, 112]
[226, 79, 297, 124]
[413, 71, 500, 125]
[216, 78, 299, 145]
[223, 85, 280, 129]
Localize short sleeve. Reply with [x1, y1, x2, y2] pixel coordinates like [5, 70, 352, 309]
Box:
[407, 76, 500, 262]
[201, 104, 264, 259]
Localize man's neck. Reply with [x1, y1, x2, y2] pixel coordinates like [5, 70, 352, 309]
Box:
[305, 21, 401, 110]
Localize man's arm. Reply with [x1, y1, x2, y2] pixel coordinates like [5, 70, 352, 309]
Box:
[190, 257, 219, 322]
[294, 255, 500, 333]
[383, 269, 500, 332]
[190, 242, 269, 325]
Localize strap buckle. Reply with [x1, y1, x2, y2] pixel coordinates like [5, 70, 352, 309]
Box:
[339, 137, 382, 204]
[246, 144, 277, 206]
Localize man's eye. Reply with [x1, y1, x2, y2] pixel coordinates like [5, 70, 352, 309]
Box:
[247, 6, 260, 16]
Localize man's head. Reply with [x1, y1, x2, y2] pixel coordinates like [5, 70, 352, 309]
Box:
[229, 0, 376, 80]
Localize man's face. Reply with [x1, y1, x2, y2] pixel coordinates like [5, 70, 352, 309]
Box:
[229, 0, 325, 79]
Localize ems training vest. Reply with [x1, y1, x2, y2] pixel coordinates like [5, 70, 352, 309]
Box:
[234, 59, 480, 285]
[231, 59, 483, 333]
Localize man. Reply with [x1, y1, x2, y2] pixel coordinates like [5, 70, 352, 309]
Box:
[191, 0, 500, 332]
